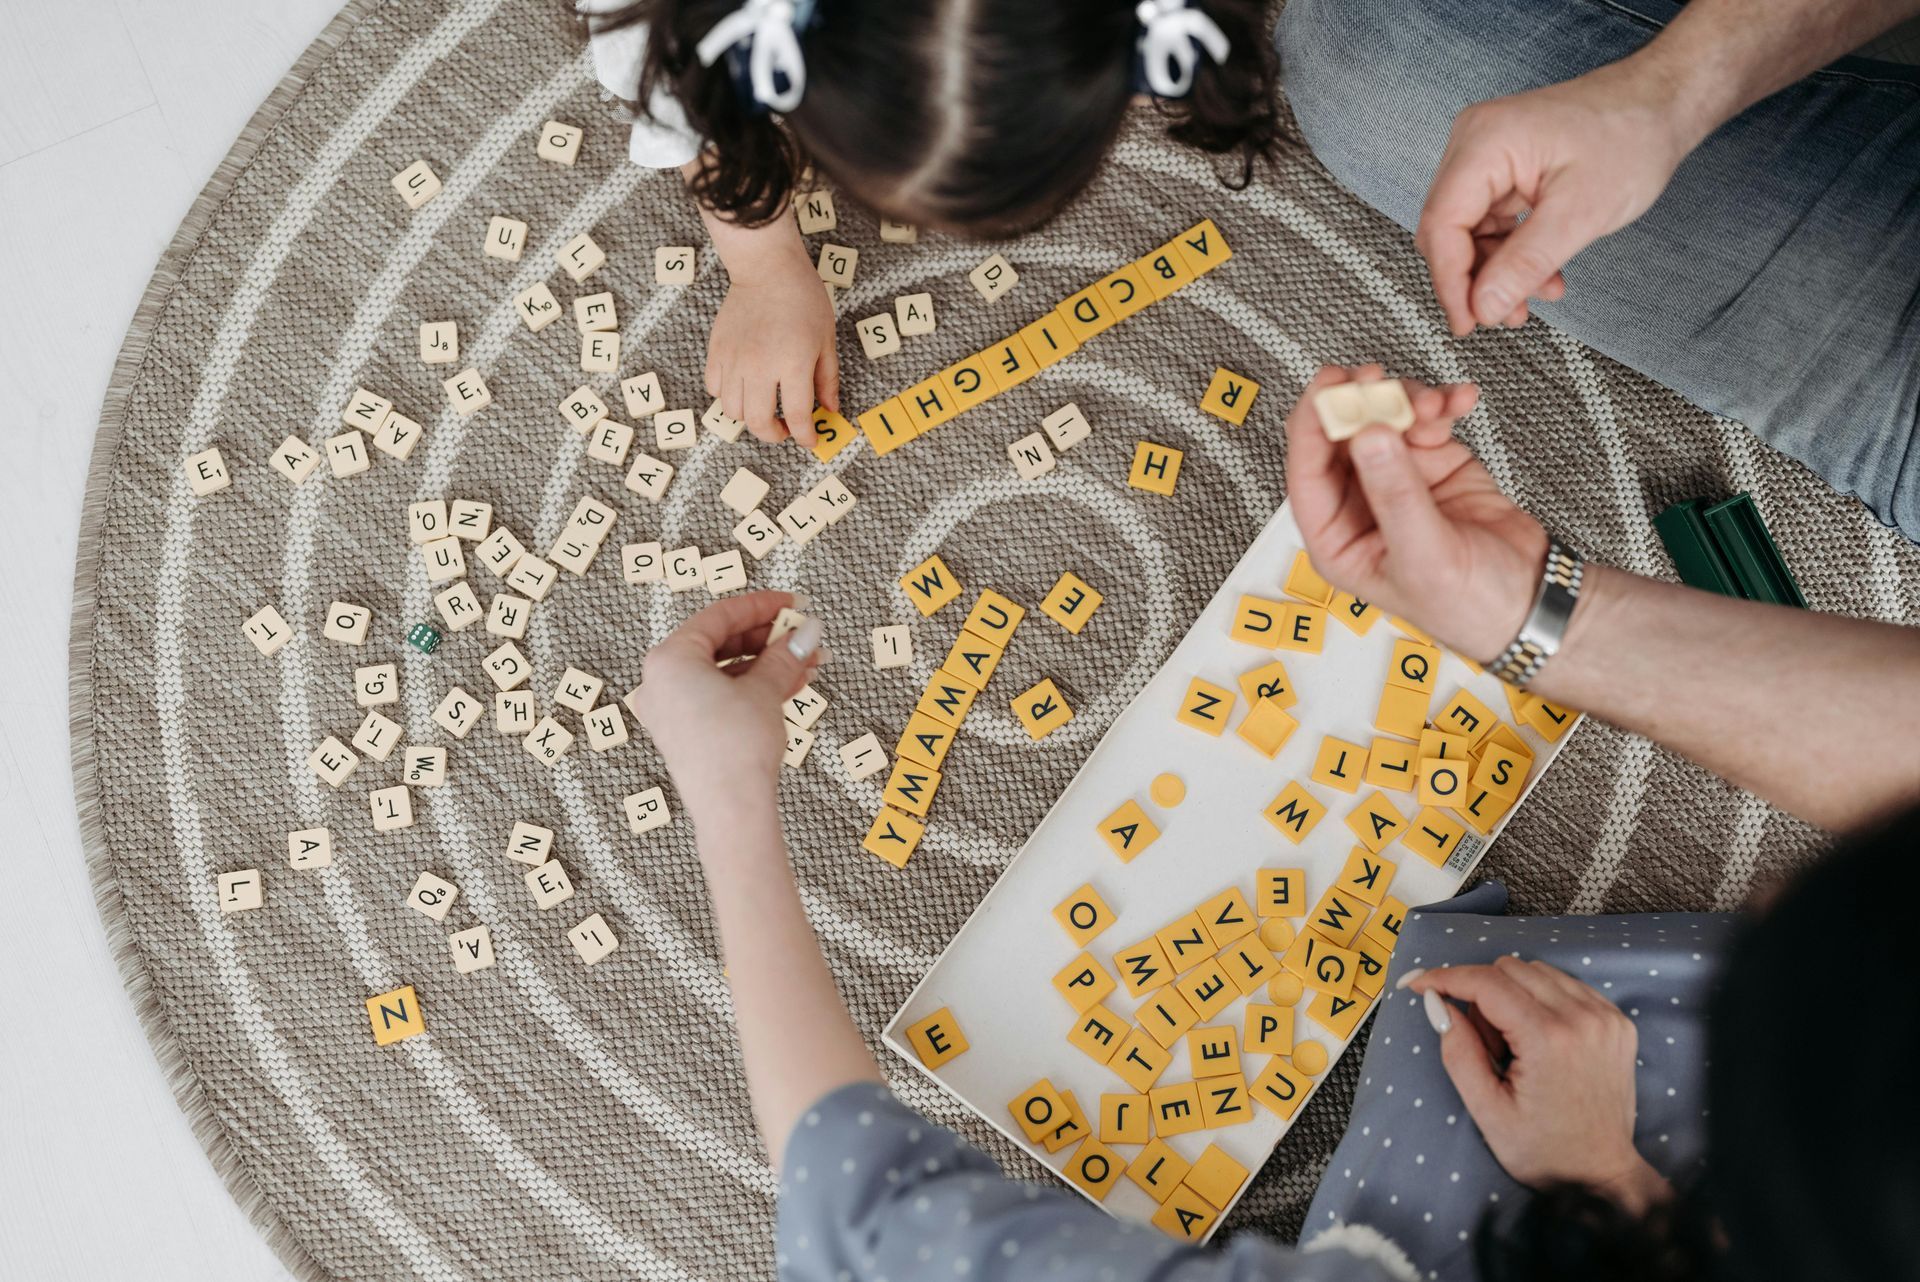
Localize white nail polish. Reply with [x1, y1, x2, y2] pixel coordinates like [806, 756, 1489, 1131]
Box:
[1423, 989, 1452, 1035]
[787, 618, 823, 660]
[1394, 967, 1426, 991]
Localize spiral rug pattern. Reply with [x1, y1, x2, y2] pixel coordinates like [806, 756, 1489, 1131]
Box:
[69, 1, 1919, 1277]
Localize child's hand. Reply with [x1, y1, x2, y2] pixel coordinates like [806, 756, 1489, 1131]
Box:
[627, 593, 823, 824]
[705, 249, 839, 447]
[1285, 364, 1546, 662]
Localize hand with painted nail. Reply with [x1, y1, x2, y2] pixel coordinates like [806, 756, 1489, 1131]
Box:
[1286, 365, 1547, 662]
[628, 591, 823, 826]
[1399, 960, 1670, 1210]
[1414, 60, 1697, 335]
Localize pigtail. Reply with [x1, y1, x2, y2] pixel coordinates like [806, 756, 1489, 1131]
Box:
[1153, 0, 1279, 188]
[582, 0, 805, 225]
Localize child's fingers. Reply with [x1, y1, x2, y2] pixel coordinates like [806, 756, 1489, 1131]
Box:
[656, 591, 798, 662]
[742, 375, 782, 441]
[1284, 365, 1360, 536]
[780, 365, 818, 446]
[721, 374, 746, 427]
[815, 345, 840, 414]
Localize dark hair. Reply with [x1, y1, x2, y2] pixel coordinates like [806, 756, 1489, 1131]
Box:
[1475, 802, 1920, 1282]
[586, 0, 1277, 235]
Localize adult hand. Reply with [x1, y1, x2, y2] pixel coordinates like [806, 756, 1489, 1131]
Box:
[627, 592, 823, 826]
[705, 247, 839, 446]
[1286, 365, 1546, 661]
[1403, 959, 1669, 1210]
[1415, 61, 1700, 334]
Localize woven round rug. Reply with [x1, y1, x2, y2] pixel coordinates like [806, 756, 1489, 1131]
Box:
[69, 1, 1920, 1278]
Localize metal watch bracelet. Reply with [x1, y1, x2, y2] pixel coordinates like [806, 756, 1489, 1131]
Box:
[1488, 539, 1584, 689]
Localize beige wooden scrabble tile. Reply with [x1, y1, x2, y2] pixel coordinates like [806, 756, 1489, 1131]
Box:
[784, 683, 828, 730]
[318, 598, 366, 641]
[449, 924, 495, 974]
[351, 709, 401, 761]
[434, 581, 482, 631]
[568, 913, 619, 964]
[270, 435, 322, 484]
[243, 605, 292, 656]
[655, 245, 696, 284]
[496, 689, 536, 736]
[817, 475, 857, 522]
[968, 253, 1018, 303]
[653, 408, 696, 451]
[403, 746, 447, 787]
[418, 320, 458, 364]
[550, 667, 604, 714]
[872, 624, 911, 669]
[407, 499, 448, 544]
[776, 499, 826, 546]
[702, 398, 747, 441]
[391, 160, 441, 208]
[505, 556, 558, 600]
[372, 414, 424, 460]
[523, 714, 575, 765]
[407, 869, 457, 919]
[581, 332, 620, 374]
[621, 541, 665, 584]
[556, 231, 606, 282]
[535, 119, 584, 165]
[476, 526, 525, 577]
[516, 281, 563, 331]
[484, 640, 531, 691]
[839, 732, 888, 781]
[624, 785, 671, 834]
[855, 312, 901, 360]
[664, 545, 704, 592]
[583, 703, 629, 752]
[717, 467, 770, 515]
[1042, 403, 1093, 452]
[484, 215, 529, 261]
[326, 430, 370, 478]
[506, 820, 553, 865]
[443, 368, 492, 415]
[732, 510, 784, 561]
[218, 869, 263, 912]
[816, 243, 858, 287]
[768, 607, 808, 647]
[353, 662, 399, 707]
[783, 722, 815, 768]
[703, 549, 749, 594]
[1313, 380, 1416, 440]
[185, 447, 230, 496]
[549, 532, 601, 577]
[431, 686, 484, 738]
[449, 499, 491, 541]
[620, 370, 665, 419]
[565, 495, 619, 544]
[420, 536, 466, 583]
[624, 452, 675, 502]
[879, 219, 918, 243]
[583, 416, 637, 466]
[574, 290, 617, 333]
[525, 858, 575, 909]
[1009, 432, 1056, 480]
[796, 189, 837, 234]
[308, 735, 360, 787]
[341, 387, 393, 431]
[894, 291, 936, 336]
[287, 827, 332, 870]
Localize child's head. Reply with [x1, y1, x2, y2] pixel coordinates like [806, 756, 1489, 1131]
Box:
[595, 0, 1277, 236]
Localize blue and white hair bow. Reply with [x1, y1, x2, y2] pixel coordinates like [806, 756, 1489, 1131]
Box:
[696, 0, 815, 113]
[1134, 0, 1231, 98]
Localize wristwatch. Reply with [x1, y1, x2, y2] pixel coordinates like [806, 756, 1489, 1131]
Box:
[1488, 538, 1584, 689]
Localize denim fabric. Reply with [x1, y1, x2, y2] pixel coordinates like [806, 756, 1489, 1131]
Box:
[1277, 0, 1920, 541]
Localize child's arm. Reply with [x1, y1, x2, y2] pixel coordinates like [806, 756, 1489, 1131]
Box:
[682, 157, 839, 449]
[627, 592, 879, 1166]
[1286, 365, 1920, 832]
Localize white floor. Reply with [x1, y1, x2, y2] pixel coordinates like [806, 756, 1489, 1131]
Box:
[0, 2, 345, 1277]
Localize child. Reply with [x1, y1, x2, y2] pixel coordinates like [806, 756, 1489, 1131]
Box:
[581, 0, 1277, 445]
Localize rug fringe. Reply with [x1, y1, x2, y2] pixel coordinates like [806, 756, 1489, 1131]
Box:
[67, 4, 387, 1279]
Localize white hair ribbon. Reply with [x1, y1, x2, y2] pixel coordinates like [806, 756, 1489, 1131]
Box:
[695, 0, 808, 113]
[1135, 0, 1231, 98]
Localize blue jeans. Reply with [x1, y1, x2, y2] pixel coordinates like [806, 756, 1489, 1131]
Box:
[1277, 0, 1920, 541]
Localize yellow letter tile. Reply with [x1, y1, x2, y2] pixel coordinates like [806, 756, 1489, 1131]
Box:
[1041, 571, 1104, 634]
[861, 807, 925, 868]
[1336, 846, 1398, 906]
[1403, 807, 1469, 867]
[1098, 799, 1160, 862]
[1200, 367, 1260, 426]
[1053, 883, 1114, 947]
[1237, 658, 1297, 710]
[1112, 935, 1174, 997]
[1274, 603, 1327, 653]
[1177, 676, 1237, 736]
[1149, 1080, 1202, 1136]
[1128, 1137, 1192, 1202]
[1310, 735, 1367, 793]
[1263, 782, 1327, 843]
[1099, 1092, 1151, 1145]
[899, 553, 962, 615]
[905, 1007, 970, 1068]
[1129, 440, 1184, 495]
[1255, 868, 1307, 917]
[1054, 953, 1119, 1014]
[1374, 682, 1430, 738]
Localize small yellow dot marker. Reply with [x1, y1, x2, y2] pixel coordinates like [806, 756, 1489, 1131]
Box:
[1150, 773, 1186, 807]
[1267, 972, 1304, 1005]
[1291, 1038, 1329, 1075]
